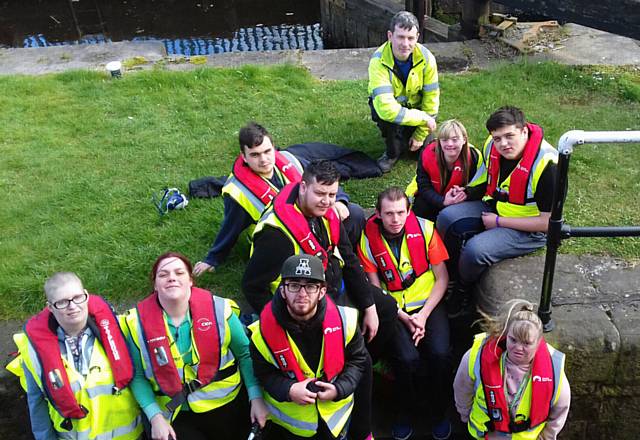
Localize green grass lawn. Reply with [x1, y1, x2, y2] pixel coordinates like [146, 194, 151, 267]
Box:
[1, 61, 639, 319]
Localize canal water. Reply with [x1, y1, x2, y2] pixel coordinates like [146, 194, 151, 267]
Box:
[0, 0, 323, 54]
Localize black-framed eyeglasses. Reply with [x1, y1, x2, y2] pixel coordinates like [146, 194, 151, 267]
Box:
[284, 282, 321, 295]
[49, 292, 89, 310]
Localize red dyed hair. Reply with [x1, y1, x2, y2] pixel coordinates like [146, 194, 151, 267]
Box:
[150, 251, 194, 287]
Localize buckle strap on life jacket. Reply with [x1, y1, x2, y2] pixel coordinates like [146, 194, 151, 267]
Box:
[480, 335, 554, 434]
[232, 151, 302, 205]
[24, 295, 133, 420]
[260, 296, 345, 382]
[421, 141, 469, 195]
[364, 212, 429, 292]
[273, 183, 341, 269]
[137, 287, 221, 397]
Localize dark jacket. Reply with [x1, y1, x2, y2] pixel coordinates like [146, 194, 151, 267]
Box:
[242, 209, 377, 314]
[250, 293, 368, 401]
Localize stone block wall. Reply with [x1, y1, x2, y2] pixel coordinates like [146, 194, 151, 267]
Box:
[478, 255, 640, 438]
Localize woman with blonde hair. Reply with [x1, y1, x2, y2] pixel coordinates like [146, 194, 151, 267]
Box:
[407, 119, 486, 221]
[453, 300, 571, 439]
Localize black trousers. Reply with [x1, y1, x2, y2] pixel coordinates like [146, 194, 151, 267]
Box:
[387, 303, 452, 423]
[369, 98, 418, 160]
[171, 394, 250, 440]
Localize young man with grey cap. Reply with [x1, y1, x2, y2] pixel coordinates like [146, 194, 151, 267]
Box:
[249, 254, 372, 440]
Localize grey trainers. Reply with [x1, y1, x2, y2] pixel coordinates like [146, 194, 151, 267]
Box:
[377, 153, 398, 173]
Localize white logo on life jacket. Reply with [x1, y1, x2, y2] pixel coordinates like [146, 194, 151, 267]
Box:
[282, 163, 293, 172]
[303, 234, 317, 251]
[100, 319, 121, 361]
[324, 326, 341, 335]
[532, 375, 552, 382]
[295, 258, 312, 276]
[406, 233, 421, 239]
[516, 164, 529, 173]
[454, 166, 462, 172]
[196, 317, 213, 332]
[148, 336, 167, 343]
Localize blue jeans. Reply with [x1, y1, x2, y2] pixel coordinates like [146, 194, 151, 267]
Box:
[436, 201, 547, 284]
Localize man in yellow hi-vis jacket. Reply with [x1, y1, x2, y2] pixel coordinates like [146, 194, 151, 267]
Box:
[368, 11, 439, 173]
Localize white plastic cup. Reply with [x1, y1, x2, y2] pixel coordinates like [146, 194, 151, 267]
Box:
[106, 61, 122, 78]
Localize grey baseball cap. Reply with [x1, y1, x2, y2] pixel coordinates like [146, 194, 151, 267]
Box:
[280, 254, 325, 282]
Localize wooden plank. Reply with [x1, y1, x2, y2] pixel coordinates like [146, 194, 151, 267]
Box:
[424, 16, 449, 39]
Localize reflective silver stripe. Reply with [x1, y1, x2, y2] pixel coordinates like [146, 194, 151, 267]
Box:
[371, 51, 382, 59]
[336, 307, 348, 346]
[393, 107, 407, 124]
[264, 401, 317, 431]
[220, 350, 235, 368]
[419, 44, 431, 63]
[26, 340, 43, 380]
[191, 350, 236, 375]
[213, 297, 227, 355]
[396, 95, 408, 104]
[472, 339, 484, 388]
[325, 398, 354, 432]
[188, 382, 240, 403]
[363, 239, 375, 269]
[70, 380, 82, 393]
[468, 419, 485, 438]
[405, 299, 427, 309]
[527, 149, 547, 201]
[58, 415, 142, 440]
[371, 85, 394, 98]
[93, 415, 141, 440]
[549, 345, 564, 405]
[422, 82, 439, 92]
[388, 70, 393, 84]
[85, 383, 115, 398]
[134, 318, 154, 380]
[280, 151, 304, 175]
[225, 176, 267, 214]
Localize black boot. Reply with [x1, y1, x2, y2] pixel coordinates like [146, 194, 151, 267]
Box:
[445, 280, 474, 319]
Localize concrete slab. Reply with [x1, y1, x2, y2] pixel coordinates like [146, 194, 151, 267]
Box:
[0, 22, 637, 78]
[531, 23, 640, 66]
[0, 41, 166, 75]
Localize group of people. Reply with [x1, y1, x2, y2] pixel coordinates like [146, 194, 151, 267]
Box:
[7, 9, 571, 440]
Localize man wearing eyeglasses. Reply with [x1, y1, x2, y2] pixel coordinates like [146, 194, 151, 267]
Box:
[249, 255, 371, 440]
[7, 272, 142, 440]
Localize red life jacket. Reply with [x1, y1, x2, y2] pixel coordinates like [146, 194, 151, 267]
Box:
[480, 336, 554, 433]
[136, 287, 221, 397]
[420, 141, 469, 195]
[486, 123, 544, 205]
[272, 182, 341, 269]
[24, 295, 133, 420]
[259, 296, 345, 382]
[232, 151, 302, 205]
[363, 212, 430, 292]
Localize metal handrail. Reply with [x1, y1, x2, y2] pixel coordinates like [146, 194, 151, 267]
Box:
[538, 130, 640, 332]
